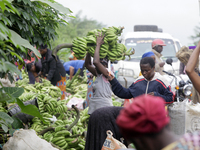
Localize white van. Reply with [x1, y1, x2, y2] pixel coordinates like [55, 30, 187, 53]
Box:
[113, 27, 182, 87]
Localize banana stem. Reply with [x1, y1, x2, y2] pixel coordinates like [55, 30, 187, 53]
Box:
[50, 142, 64, 150]
[38, 127, 55, 135]
[52, 43, 73, 55]
[66, 105, 80, 131]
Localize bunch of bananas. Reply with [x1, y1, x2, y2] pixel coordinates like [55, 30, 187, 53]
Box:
[36, 94, 68, 115]
[72, 37, 87, 60]
[16, 75, 62, 101]
[19, 92, 36, 102]
[71, 26, 134, 61]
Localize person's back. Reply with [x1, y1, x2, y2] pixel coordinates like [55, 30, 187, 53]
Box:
[63, 60, 84, 75]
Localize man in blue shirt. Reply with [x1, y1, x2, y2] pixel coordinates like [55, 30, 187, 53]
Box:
[63, 60, 85, 80]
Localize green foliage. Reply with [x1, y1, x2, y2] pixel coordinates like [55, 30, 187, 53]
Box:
[0, 111, 14, 133]
[16, 98, 45, 123]
[190, 22, 200, 45]
[0, 0, 72, 134]
[0, 86, 46, 133]
[0, 0, 72, 80]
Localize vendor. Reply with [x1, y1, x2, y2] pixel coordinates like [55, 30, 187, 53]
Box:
[26, 60, 42, 83]
[39, 44, 66, 100]
[63, 60, 85, 80]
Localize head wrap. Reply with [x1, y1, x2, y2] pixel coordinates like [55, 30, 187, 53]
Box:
[39, 44, 47, 50]
[116, 94, 170, 139]
[142, 51, 155, 59]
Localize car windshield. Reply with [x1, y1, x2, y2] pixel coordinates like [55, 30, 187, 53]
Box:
[124, 38, 178, 62]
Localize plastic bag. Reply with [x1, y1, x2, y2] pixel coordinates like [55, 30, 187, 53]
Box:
[101, 130, 127, 150]
[168, 99, 200, 135]
[3, 129, 58, 150]
[67, 97, 84, 110]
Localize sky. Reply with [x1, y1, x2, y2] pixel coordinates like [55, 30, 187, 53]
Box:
[55, 0, 200, 46]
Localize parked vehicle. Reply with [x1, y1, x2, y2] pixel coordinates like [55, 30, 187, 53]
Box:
[163, 58, 193, 102]
[113, 25, 182, 87]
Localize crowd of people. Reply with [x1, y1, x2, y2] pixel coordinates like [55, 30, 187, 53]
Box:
[14, 33, 200, 149]
[85, 36, 200, 150]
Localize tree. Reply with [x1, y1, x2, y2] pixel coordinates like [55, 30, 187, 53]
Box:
[0, 0, 72, 133]
[190, 23, 200, 45]
[0, 0, 72, 82]
[51, 11, 106, 62]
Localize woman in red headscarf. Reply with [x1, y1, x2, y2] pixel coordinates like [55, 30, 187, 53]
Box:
[117, 94, 200, 150]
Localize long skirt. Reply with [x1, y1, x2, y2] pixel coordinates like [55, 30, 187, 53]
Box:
[56, 76, 67, 100]
[85, 106, 127, 150]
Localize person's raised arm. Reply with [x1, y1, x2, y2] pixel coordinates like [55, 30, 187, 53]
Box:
[93, 32, 109, 77]
[110, 78, 133, 99]
[185, 41, 200, 93]
[85, 53, 97, 76]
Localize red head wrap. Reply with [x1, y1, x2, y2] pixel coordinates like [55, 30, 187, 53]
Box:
[116, 94, 170, 139]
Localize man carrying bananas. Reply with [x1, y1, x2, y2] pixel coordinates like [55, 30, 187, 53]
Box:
[85, 32, 114, 115]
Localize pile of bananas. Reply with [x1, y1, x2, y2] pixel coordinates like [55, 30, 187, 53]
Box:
[72, 26, 134, 61]
[16, 73, 62, 101]
[29, 93, 90, 150]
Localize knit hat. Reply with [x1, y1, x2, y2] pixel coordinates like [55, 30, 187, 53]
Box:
[116, 94, 170, 139]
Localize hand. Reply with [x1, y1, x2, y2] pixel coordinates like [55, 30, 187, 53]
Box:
[148, 92, 154, 96]
[96, 32, 105, 46]
[159, 62, 165, 67]
[107, 73, 115, 81]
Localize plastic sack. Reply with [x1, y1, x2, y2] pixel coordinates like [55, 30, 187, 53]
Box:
[168, 99, 200, 135]
[3, 129, 58, 150]
[101, 130, 127, 150]
[67, 97, 84, 110]
[8, 98, 38, 124]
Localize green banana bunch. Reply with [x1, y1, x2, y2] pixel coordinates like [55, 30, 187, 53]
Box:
[72, 37, 87, 60]
[71, 26, 135, 62]
[19, 92, 36, 102]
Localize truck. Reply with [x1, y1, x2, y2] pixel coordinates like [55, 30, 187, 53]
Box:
[113, 25, 182, 87]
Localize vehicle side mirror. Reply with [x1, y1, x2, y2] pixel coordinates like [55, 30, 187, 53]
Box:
[166, 58, 173, 66]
